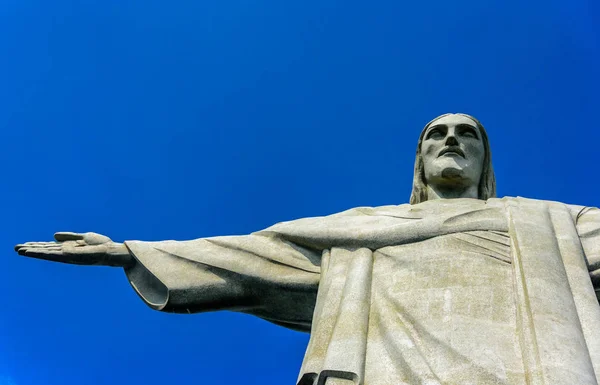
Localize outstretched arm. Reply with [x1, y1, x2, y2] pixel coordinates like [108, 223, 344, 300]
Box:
[15, 232, 134, 267]
[14, 205, 412, 330]
[15, 230, 322, 332]
[122, 233, 321, 331]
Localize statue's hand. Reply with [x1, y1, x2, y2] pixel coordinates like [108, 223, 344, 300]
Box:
[14, 232, 135, 267]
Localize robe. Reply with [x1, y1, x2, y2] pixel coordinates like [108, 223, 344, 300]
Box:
[123, 197, 600, 385]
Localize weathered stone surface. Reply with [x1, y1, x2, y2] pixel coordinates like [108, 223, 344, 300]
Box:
[15, 114, 600, 384]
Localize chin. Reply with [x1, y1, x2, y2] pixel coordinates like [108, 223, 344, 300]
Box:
[440, 167, 465, 180]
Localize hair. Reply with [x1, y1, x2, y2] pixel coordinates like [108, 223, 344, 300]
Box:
[409, 113, 496, 205]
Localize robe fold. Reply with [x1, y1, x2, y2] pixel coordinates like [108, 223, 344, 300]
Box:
[123, 197, 600, 385]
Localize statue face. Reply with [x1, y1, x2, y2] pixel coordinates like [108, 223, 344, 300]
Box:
[420, 114, 485, 190]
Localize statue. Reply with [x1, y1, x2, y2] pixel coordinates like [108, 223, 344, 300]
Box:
[15, 113, 600, 385]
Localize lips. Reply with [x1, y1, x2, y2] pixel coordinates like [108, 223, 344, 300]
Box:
[439, 147, 465, 158]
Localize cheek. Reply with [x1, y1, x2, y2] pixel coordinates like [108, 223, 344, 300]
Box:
[465, 142, 485, 163]
[421, 142, 438, 158]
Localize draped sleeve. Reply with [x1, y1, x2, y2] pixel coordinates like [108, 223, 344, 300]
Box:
[123, 233, 322, 332]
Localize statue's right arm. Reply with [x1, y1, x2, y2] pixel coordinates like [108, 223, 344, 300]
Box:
[13, 206, 388, 331]
[15, 230, 323, 332]
[121, 233, 322, 331]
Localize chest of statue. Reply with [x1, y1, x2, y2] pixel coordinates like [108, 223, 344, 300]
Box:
[298, 198, 600, 385]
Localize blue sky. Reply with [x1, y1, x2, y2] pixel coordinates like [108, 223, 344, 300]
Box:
[1, 1, 599, 384]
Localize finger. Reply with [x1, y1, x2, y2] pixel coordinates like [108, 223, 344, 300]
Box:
[15, 243, 58, 252]
[15, 242, 62, 250]
[17, 245, 61, 251]
[18, 247, 98, 266]
[54, 232, 84, 242]
[22, 242, 59, 247]
[18, 248, 94, 266]
[24, 247, 63, 253]
[18, 248, 63, 260]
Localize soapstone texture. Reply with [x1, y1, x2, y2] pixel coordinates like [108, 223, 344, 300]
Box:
[15, 114, 600, 385]
[123, 198, 600, 385]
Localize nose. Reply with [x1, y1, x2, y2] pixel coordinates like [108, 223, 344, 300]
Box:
[445, 135, 458, 146]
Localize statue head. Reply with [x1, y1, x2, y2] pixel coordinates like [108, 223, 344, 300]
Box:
[409, 113, 496, 204]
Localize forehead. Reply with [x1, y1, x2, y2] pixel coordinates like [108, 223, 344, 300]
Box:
[428, 114, 478, 129]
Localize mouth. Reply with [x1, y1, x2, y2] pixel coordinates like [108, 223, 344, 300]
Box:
[438, 147, 465, 158]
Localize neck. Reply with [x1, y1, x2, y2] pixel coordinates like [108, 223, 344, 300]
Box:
[426, 184, 479, 201]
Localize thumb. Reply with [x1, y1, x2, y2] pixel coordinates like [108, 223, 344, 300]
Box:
[54, 232, 85, 242]
[82, 232, 113, 245]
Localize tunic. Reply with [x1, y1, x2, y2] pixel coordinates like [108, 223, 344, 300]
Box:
[123, 197, 600, 385]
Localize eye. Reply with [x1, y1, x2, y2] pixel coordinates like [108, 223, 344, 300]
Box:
[425, 127, 445, 140]
[458, 125, 479, 139]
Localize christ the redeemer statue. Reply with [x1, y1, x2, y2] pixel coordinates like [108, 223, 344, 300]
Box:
[15, 113, 600, 385]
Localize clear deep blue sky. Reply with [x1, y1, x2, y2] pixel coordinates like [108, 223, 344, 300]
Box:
[1, 1, 599, 384]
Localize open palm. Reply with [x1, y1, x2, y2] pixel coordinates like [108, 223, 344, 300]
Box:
[15, 232, 133, 267]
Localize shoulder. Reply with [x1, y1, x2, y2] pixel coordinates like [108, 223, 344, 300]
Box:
[492, 196, 598, 223]
[330, 203, 412, 217]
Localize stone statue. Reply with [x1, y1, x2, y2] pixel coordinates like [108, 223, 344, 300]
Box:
[15, 113, 600, 385]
